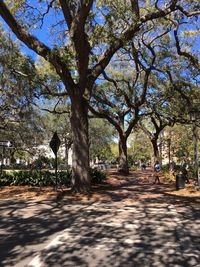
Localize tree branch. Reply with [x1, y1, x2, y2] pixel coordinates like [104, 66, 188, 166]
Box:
[138, 122, 153, 139]
[40, 0, 56, 28]
[174, 29, 200, 71]
[0, 1, 50, 58]
[166, 70, 191, 106]
[91, 93, 116, 109]
[176, 5, 200, 17]
[92, 3, 178, 81]
[59, 0, 73, 28]
[59, 0, 93, 90]
[125, 108, 139, 137]
[88, 105, 122, 134]
[130, 0, 140, 20]
[0, 1, 75, 89]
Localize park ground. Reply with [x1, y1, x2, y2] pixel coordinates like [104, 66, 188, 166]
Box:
[0, 168, 200, 267]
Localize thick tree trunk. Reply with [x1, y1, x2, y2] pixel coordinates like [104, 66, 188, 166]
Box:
[151, 138, 160, 164]
[70, 94, 91, 193]
[118, 135, 129, 174]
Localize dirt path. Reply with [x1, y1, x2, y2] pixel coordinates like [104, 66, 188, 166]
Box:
[89, 168, 200, 205]
[0, 168, 199, 204]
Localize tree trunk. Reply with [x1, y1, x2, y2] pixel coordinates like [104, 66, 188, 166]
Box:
[118, 135, 129, 174]
[70, 94, 91, 193]
[151, 138, 160, 164]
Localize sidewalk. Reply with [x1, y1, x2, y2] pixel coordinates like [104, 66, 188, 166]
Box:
[0, 169, 200, 267]
[28, 202, 200, 267]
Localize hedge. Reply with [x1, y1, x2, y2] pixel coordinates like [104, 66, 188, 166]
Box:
[0, 168, 106, 187]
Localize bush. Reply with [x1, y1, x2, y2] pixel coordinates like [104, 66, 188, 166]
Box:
[11, 171, 30, 185]
[0, 168, 106, 187]
[57, 170, 72, 187]
[0, 172, 13, 186]
[90, 168, 106, 184]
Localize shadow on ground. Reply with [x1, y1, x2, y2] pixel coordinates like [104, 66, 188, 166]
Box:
[0, 168, 200, 267]
[91, 169, 200, 205]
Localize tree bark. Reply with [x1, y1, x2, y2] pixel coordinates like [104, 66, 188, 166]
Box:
[118, 135, 129, 174]
[151, 138, 160, 164]
[70, 93, 91, 193]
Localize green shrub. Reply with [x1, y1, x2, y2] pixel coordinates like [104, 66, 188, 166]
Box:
[90, 168, 106, 184]
[28, 171, 48, 186]
[58, 170, 72, 186]
[0, 168, 106, 187]
[11, 171, 27, 185]
[0, 172, 13, 186]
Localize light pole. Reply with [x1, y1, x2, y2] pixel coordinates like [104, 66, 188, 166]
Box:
[190, 109, 199, 187]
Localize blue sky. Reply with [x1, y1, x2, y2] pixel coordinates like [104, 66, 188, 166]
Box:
[1, 19, 38, 59]
[0, 2, 199, 62]
[0, 3, 59, 59]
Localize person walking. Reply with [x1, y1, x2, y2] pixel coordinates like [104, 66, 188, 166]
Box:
[153, 161, 161, 184]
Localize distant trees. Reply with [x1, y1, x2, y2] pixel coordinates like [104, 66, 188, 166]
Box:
[89, 66, 151, 174]
[0, 26, 45, 155]
[89, 118, 115, 162]
[128, 130, 152, 164]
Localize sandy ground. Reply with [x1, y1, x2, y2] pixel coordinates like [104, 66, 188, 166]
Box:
[0, 169, 200, 202]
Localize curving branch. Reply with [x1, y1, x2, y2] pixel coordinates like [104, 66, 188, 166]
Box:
[176, 5, 200, 17]
[125, 108, 139, 137]
[88, 104, 122, 134]
[0, 1, 50, 58]
[174, 29, 200, 71]
[92, 2, 178, 81]
[0, 1, 75, 89]
[40, 0, 56, 28]
[166, 70, 191, 106]
[40, 99, 70, 114]
[91, 93, 116, 109]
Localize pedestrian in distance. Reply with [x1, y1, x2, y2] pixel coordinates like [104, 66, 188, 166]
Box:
[153, 161, 161, 184]
[141, 162, 146, 170]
